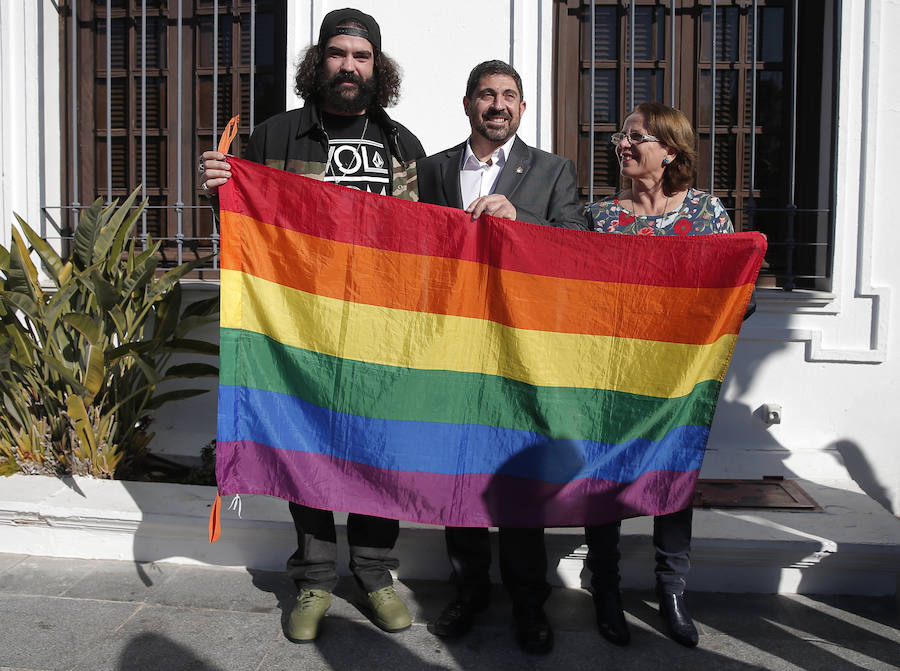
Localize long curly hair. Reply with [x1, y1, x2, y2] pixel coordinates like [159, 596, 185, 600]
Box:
[293, 45, 402, 109]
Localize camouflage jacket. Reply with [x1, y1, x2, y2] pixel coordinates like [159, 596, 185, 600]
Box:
[244, 102, 424, 201]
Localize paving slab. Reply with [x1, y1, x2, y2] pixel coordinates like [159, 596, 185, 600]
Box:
[547, 632, 767, 671]
[810, 640, 900, 671]
[0, 554, 896, 671]
[260, 619, 565, 671]
[262, 621, 459, 671]
[137, 564, 291, 613]
[0, 594, 138, 670]
[796, 593, 900, 632]
[696, 635, 834, 671]
[61, 558, 178, 602]
[0, 552, 26, 573]
[727, 634, 897, 671]
[680, 591, 815, 636]
[0, 556, 96, 597]
[69, 605, 279, 671]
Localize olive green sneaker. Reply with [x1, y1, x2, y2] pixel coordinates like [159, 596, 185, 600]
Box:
[286, 589, 332, 642]
[359, 585, 412, 632]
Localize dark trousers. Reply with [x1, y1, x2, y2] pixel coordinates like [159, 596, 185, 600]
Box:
[445, 526, 550, 612]
[585, 507, 693, 594]
[286, 502, 399, 593]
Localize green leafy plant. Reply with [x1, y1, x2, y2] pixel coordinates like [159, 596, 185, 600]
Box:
[0, 188, 219, 478]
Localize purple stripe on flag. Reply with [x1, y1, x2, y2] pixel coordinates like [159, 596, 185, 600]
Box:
[216, 440, 699, 527]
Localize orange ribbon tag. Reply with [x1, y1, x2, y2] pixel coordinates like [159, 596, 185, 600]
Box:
[208, 493, 221, 543]
[217, 115, 240, 154]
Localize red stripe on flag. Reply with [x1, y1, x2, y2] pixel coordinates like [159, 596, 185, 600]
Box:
[219, 157, 767, 288]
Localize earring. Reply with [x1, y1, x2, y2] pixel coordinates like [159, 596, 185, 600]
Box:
[662, 158, 671, 166]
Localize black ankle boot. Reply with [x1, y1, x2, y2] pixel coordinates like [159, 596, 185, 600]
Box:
[513, 606, 554, 654]
[657, 590, 698, 647]
[593, 589, 630, 646]
[428, 595, 489, 638]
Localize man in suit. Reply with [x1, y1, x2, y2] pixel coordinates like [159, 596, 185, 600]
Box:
[418, 60, 585, 655]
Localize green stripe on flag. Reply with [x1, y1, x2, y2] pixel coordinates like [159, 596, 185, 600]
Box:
[220, 328, 721, 445]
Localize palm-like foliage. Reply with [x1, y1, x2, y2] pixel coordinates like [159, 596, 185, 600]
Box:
[0, 188, 219, 477]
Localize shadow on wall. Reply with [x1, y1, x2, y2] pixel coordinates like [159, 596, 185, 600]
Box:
[119, 479, 298, 573]
[830, 439, 893, 513]
[713, 312, 896, 517]
[704, 312, 795, 478]
[148, 288, 221, 466]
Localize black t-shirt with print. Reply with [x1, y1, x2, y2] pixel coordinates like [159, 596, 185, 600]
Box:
[321, 112, 390, 195]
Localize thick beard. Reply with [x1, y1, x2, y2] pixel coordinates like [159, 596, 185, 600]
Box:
[473, 113, 516, 143]
[316, 70, 377, 115]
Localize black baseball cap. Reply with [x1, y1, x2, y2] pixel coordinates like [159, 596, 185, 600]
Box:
[318, 8, 381, 54]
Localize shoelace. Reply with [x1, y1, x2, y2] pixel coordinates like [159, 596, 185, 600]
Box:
[369, 589, 397, 606]
[298, 592, 328, 608]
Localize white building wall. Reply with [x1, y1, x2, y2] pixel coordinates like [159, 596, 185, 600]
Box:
[705, 0, 900, 513]
[1, 1, 898, 514]
[285, 0, 555, 155]
[0, 1, 61, 249]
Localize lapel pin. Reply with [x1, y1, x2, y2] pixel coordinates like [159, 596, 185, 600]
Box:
[515, 166, 524, 174]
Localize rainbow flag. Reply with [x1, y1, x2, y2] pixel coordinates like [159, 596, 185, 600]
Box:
[215, 157, 765, 527]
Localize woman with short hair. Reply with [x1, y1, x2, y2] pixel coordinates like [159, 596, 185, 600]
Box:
[584, 102, 733, 649]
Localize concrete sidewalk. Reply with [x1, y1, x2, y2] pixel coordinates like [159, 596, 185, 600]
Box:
[0, 553, 897, 671]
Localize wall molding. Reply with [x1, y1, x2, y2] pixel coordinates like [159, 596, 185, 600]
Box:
[2, 475, 896, 596]
[742, 0, 889, 364]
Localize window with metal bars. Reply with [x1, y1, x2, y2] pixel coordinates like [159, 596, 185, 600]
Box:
[554, 0, 838, 291]
[58, 0, 286, 273]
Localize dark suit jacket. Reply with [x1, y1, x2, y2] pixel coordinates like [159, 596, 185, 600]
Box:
[417, 136, 587, 230]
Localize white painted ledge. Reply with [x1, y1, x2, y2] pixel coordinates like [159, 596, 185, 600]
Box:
[0, 474, 897, 596]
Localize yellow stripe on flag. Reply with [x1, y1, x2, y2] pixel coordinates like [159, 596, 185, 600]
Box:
[221, 269, 737, 398]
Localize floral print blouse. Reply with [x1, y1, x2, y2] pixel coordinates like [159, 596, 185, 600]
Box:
[585, 187, 733, 236]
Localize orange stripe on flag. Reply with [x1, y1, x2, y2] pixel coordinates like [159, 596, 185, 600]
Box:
[221, 211, 748, 344]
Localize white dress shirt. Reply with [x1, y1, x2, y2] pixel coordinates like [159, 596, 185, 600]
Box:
[459, 135, 517, 210]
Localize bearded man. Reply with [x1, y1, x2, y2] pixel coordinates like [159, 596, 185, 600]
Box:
[417, 60, 585, 655]
[199, 8, 424, 643]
